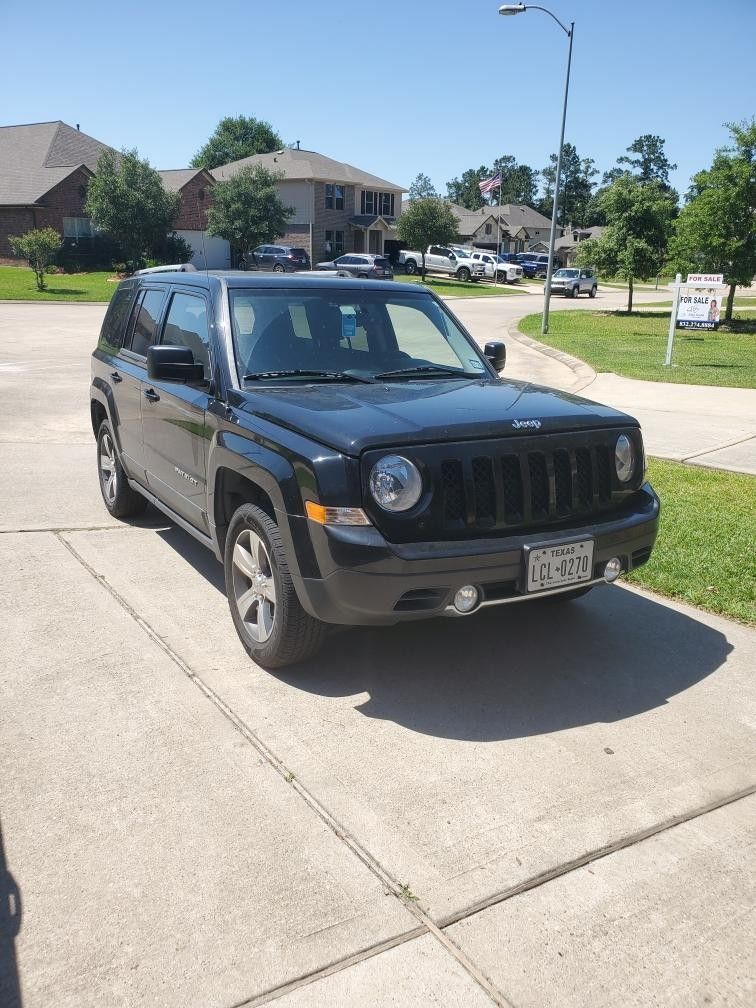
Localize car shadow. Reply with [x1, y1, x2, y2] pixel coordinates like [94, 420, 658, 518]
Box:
[156, 523, 733, 742]
[0, 817, 22, 1008]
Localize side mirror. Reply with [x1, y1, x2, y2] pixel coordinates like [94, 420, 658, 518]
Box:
[147, 345, 205, 383]
[484, 341, 506, 372]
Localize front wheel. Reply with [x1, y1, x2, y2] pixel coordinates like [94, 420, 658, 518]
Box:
[273, 263, 285, 273]
[96, 420, 147, 519]
[590, 286, 597, 298]
[567, 286, 576, 298]
[225, 503, 328, 668]
[456, 266, 471, 281]
[404, 260, 418, 275]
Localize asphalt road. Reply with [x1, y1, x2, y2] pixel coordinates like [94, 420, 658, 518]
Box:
[1, 302, 754, 1008]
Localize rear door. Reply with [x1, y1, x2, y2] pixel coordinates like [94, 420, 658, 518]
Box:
[141, 288, 212, 532]
[114, 286, 167, 481]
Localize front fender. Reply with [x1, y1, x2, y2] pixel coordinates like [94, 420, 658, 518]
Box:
[90, 378, 123, 450]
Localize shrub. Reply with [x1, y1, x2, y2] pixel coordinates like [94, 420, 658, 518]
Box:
[8, 228, 62, 290]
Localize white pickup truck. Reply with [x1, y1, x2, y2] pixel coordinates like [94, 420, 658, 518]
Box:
[398, 245, 486, 281]
[468, 251, 524, 284]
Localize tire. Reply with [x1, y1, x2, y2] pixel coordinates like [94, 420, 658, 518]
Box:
[96, 420, 147, 519]
[590, 286, 597, 298]
[224, 503, 328, 668]
[357, 273, 368, 279]
[404, 260, 418, 275]
[567, 286, 576, 298]
[273, 263, 285, 273]
[456, 266, 471, 281]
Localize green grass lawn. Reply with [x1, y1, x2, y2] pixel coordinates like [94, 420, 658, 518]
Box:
[398, 274, 525, 297]
[519, 309, 756, 387]
[628, 459, 755, 625]
[0, 265, 116, 301]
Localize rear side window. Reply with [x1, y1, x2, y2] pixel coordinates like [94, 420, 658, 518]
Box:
[98, 284, 135, 353]
[127, 288, 165, 357]
[161, 292, 211, 380]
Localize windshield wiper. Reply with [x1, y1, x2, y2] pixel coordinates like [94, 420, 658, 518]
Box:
[374, 365, 473, 380]
[243, 369, 375, 383]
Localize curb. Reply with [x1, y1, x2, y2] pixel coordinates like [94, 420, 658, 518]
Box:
[505, 323, 596, 392]
[0, 299, 110, 306]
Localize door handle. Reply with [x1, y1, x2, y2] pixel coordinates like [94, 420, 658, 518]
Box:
[110, 371, 123, 383]
[143, 388, 160, 402]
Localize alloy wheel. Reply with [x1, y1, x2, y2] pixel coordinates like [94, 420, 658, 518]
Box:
[232, 528, 277, 642]
[99, 431, 117, 504]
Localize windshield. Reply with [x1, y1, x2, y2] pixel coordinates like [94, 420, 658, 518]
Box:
[554, 268, 578, 278]
[229, 289, 489, 382]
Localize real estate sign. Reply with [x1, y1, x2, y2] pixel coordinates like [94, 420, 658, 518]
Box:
[677, 289, 722, 330]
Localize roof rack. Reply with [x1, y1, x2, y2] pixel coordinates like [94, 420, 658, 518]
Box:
[134, 263, 197, 275]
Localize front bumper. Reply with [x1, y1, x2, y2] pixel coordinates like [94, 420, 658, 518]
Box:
[292, 484, 660, 626]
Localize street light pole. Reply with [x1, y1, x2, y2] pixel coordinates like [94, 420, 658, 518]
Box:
[498, 5, 574, 335]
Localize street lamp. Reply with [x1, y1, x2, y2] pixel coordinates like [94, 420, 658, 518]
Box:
[498, 4, 574, 335]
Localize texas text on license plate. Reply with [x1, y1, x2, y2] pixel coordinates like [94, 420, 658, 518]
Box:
[525, 539, 594, 593]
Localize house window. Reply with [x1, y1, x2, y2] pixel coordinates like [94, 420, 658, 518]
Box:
[325, 184, 344, 210]
[63, 217, 94, 239]
[361, 191, 395, 217]
[485, 223, 492, 235]
[325, 229, 344, 256]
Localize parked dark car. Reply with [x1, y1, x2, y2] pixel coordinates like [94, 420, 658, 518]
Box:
[514, 253, 561, 278]
[239, 245, 311, 272]
[90, 270, 659, 668]
[315, 253, 394, 279]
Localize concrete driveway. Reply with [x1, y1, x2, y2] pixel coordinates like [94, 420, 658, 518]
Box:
[1, 302, 754, 1008]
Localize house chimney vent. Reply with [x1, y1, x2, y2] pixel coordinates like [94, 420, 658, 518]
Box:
[296, 140, 300, 150]
[76, 123, 80, 130]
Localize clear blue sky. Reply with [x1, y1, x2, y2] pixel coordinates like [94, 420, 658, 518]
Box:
[4, 0, 755, 197]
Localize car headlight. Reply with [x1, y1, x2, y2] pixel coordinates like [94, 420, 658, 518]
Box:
[615, 434, 635, 483]
[369, 455, 422, 512]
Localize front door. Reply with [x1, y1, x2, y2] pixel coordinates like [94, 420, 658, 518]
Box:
[141, 289, 212, 532]
[114, 286, 167, 482]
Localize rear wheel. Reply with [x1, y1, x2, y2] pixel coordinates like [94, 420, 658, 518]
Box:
[225, 503, 328, 668]
[96, 420, 147, 519]
[456, 266, 471, 281]
[404, 260, 418, 275]
[357, 272, 368, 279]
[273, 263, 285, 273]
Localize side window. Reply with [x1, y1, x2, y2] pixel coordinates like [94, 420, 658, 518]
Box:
[127, 288, 165, 357]
[98, 284, 135, 354]
[161, 292, 211, 380]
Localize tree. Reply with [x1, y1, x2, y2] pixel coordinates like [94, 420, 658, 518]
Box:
[408, 173, 439, 200]
[491, 155, 538, 206]
[446, 167, 488, 210]
[207, 164, 293, 263]
[575, 175, 677, 311]
[396, 198, 459, 279]
[8, 228, 62, 290]
[539, 143, 598, 226]
[86, 149, 180, 270]
[668, 120, 756, 320]
[617, 134, 677, 187]
[190, 115, 283, 170]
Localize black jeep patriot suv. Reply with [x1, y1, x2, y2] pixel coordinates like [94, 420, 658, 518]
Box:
[91, 271, 659, 667]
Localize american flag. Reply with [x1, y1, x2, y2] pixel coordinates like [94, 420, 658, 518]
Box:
[479, 171, 502, 196]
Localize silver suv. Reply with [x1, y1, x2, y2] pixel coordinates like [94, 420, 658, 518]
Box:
[550, 267, 597, 298]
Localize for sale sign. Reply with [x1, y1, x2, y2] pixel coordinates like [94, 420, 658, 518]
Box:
[677, 289, 722, 330]
[687, 273, 723, 284]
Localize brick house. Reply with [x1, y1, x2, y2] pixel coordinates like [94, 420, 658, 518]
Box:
[0, 121, 112, 260]
[157, 168, 230, 269]
[212, 148, 406, 264]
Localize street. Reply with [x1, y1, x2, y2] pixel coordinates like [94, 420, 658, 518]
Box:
[0, 299, 754, 1008]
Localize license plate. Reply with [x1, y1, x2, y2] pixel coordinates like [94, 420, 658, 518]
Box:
[525, 539, 594, 593]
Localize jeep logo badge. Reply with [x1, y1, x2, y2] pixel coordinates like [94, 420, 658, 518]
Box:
[512, 419, 542, 430]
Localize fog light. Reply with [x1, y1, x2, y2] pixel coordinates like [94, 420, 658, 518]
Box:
[454, 585, 479, 613]
[604, 557, 623, 582]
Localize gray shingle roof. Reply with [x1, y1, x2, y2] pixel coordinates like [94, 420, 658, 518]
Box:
[0, 121, 112, 206]
[212, 148, 405, 191]
[157, 168, 210, 192]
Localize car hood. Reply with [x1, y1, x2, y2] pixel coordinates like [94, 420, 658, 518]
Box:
[233, 379, 638, 455]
